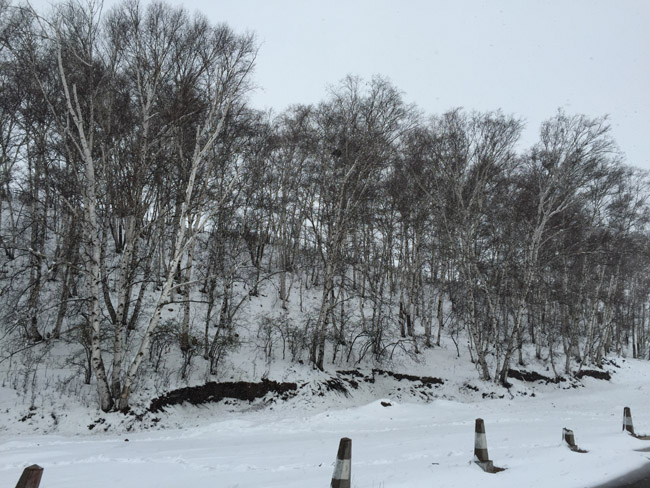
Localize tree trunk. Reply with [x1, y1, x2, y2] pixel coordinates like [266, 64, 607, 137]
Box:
[180, 238, 196, 353]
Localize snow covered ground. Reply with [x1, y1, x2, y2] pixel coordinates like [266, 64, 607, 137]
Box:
[2, 355, 650, 487]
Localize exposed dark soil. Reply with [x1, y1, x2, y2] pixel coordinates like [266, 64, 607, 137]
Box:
[372, 369, 445, 387]
[146, 365, 610, 415]
[148, 369, 446, 413]
[336, 370, 365, 378]
[149, 379, 299, 413]
[318, 378, 351, 396]
[602, 358, 621, 369]
[507, 367, 612, 384]
[482, 392, 505, 399]
[575, 369, 612, 381]
[508, 369, 565, 384]
[143, 364, 612, 416]
[19, 406, 37, 422]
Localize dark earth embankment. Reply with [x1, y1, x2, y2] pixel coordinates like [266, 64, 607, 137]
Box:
[147, 366, 613, 414]
[148, 369, 446, 413]
[149, 379, 299, 412]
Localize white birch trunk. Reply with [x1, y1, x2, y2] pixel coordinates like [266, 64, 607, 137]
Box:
[56, 41, 114, 412]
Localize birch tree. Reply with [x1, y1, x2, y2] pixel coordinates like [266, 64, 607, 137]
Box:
[307, 76, 414, 370]
[426, 109, 523, 380]
[115, 12, 255, 411]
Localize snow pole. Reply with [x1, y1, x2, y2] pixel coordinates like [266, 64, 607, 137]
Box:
[562, 427, 576, 448]
[624, 407, 635, 436]
[474, 419, 503, 473]
[562, 427, 587, 453]
[15, 465, 44, 488]
[474, 418, 495, 473]
[331, 437, 351, 488]
[622, 407, 650, 440]
[474, 418, 490, 464]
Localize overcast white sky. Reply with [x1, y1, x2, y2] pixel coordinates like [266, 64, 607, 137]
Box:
[31, 0, 650, 169]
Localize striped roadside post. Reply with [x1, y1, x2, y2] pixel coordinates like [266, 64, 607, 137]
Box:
[474, 418, 490, 462]
[331, 437, 351, 488]
[562, 427, 576, 449]
[623, 407, 635, 436]
[15, 465, 44, 488]
[474, 418, 496, 473]
[562, 427, 587, 453]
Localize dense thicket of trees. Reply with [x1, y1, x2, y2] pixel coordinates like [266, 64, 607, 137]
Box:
[2, 0, 650, 411]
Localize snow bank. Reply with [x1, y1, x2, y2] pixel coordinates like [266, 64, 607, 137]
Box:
[2, 358, 650, 487]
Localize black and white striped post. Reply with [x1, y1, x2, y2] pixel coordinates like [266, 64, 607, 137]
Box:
[623, 407, 635, 436]
[474, 418, 490, 463]
[331, 437, 351, 488]
[562, 427, 576, 449]
[562, 427, 587, 453]
[474, 418, 498, 473]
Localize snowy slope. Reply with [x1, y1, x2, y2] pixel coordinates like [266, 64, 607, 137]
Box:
[2, 357, 650, 487]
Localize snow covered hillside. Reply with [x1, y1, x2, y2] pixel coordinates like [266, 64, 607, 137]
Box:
[3, 3, 650, 487]
[2, 353, 650, 487]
